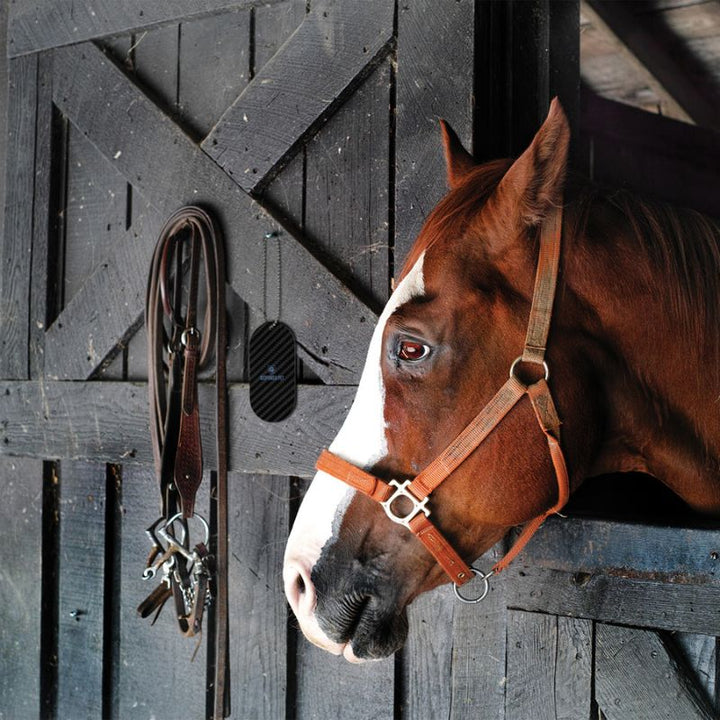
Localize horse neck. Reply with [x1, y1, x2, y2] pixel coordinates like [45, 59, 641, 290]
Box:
[564, 194, 720, 512]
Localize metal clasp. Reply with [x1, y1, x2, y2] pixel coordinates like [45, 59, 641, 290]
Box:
[380, 479, 430, 530]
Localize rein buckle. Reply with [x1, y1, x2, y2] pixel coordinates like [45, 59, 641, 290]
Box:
[381, 479, 430, 530]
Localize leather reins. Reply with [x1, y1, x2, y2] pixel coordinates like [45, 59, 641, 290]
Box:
[140, 206, 230, 717]
[316, 206, 569, 603]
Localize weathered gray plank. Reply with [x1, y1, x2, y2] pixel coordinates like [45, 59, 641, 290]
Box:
[117, 465, 207, 719]
[1, 54, 37, 380]
[7, 0, 273, 57]
[305, 59, 391, 309]
[596, 624, 716, 720]
[0, 458, 43, 720]
[43, 209, 162, 380]
[449, 550, 508, 720]
[202, 0, 394, 194]
[56, 461, 106, 720]
[506, 565, 720, 634]
[52, 41, 374, 384]
[228, 473, 288, 719]
[29, 53, 54, 380]
[0, 380, 355, 475]
[514, 515, 720, 582]
[394, 0, 474, 266]
[403, 586, 455, 719]
[178, 10, 251, 139]
[674, 634, 720, 715]
[295, 642, 395, 720]
[505, 611, 593, 720]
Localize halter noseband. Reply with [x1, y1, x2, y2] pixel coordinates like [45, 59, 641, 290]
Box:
[315, 206, 569, 603]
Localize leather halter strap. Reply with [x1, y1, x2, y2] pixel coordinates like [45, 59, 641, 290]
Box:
[316, 206, 569, 589]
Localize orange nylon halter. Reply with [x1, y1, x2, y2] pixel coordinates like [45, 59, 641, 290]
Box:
[315, 206, 569, 602]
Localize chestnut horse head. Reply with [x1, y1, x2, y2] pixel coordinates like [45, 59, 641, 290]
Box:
[284, 99, 720, 661]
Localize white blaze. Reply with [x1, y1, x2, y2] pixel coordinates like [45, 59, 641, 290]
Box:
[283, 254, 426, 656]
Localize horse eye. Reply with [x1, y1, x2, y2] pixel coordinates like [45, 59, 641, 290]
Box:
[397, 340, 431, 362]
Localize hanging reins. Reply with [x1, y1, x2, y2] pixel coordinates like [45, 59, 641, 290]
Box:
[316, 206, 569, 603]
[140, 206, 230, 717]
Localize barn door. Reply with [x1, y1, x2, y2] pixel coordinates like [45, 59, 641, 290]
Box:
[2, 1, 718, 719]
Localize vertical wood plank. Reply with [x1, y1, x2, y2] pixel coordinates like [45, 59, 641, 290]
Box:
[228, 474, 288, 720]
[403, 587, 455, 720]
[29, 53, 54, 379]
[178, 9, 251, 139]
[0, 458, 43, 720]
[305, 60, 391, 310]
[505, 610, 558, 720]
[1, 54, 37, 379]
[449, 559, 507, 720]
[117, 465, 207, 720]
[56, 461, 107, 719]
[674, 633, 719, 715]
[555, 616, 593, 720]
[394, 0, 474, 267]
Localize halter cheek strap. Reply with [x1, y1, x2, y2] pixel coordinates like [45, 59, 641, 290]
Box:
[316, 206, 569, 601]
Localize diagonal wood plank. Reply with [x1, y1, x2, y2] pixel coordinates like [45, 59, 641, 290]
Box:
[596, 624, 716, 720]
[0, 380, 355, 476]
[52, 42, 375, 384]
[202, 0, 394, 193]
[7, 0, 278, 58]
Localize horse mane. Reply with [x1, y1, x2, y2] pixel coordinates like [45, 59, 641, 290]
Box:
[572, 185, 720, 348]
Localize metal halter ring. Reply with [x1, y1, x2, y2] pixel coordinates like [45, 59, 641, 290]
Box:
[509, 356, 549, 382]
[453, 567, 494, 604]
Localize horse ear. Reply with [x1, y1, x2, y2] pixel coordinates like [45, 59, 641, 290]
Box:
[440, 120, 477, 189]
[496, 97, 569, 227]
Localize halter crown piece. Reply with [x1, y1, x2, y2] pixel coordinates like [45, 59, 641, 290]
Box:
[315, 205, 569, 603]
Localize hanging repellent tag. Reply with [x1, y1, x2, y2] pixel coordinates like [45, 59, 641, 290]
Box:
[249, 321, 297, 422]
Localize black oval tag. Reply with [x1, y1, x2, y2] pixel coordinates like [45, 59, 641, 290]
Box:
[248, 321, 297, 422]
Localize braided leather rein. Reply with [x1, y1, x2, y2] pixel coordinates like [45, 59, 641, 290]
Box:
[139, 206, 229, 718]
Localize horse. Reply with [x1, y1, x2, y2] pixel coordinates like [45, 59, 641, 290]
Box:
[283, 98, 720, 662]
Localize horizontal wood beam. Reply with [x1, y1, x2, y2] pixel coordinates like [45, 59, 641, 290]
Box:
[514, 515, 720, 582]
[52, 42, 375, 384]
[507, 565, 720, 635]
[582, 0, 718, 131]
[0, 380, 355, 477]
[7, 0, 280, 57]
[202, 0, 394, 193]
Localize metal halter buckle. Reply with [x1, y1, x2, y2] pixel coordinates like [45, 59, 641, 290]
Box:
[380, 479, 430, 530]
[453, 567, 493, 604]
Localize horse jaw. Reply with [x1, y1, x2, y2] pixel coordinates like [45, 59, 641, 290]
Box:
[283, 254, 426, 658]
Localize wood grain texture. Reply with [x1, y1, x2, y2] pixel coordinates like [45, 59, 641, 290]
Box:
[56, 461, 106, 720]
[674, 633, 720, 715]
[52, 41, 375, 384]
[513, 515, 720, 581]
[505, 611, 592, 720]
[202, 0, 394, 194]
[0, 458, 42, 720]
[43, 209, 162, 380]
[0, 381, 356, 475]
[596, 623, 716, 720]
[117, 465, 207, 719]
[7, 0, 268, 57]
[394, 0, 475, 268]
[506, 565, 720, 634]
[449, 549, 508, 720]
[0, 54, 37, 380]
[228, 473, 288, 719]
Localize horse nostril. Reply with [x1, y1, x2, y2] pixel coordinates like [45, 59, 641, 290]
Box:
[284, 561, 316, 620]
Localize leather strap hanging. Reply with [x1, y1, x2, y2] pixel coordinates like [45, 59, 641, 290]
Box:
[316, 206, 569, 599]
[141, 206, 230, 718]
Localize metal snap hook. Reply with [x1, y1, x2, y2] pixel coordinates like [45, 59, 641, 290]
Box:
[453, 567, 493, 604]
